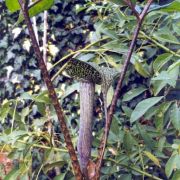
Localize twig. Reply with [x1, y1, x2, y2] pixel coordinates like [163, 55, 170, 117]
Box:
[43, 10, 48, 64]
[95, 0, 154, 178]
[107, 158, 162, 180]
[140, 31, 180, 58]
[17, 1, 83, 179]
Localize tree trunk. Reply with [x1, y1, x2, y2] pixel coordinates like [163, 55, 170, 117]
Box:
[78, 82, 95, 179]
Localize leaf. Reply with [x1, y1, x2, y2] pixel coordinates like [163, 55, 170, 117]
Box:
[123, 131, 137, 153]
[5, 0, 20, 13]
[53, 173, 66, 180]
[4, 168, 20, 180]
[102, 40, 128, 54]
[158, 136, 166, 152]
[33, 91, 51, 103]
[0, 101, 10, 123]
[172, 170, 180, 180]
[168, 60, 180, 72]
[134, 60, 151, 78]
[155, 102, 172, 132]
[143, 151, 161, 167]
[153, 30, 179, 44]
[165, 153, 180, 178]
[122, 87, 147, 102]
[16, 0, 54, 24]
[43, 161, 65, 173]
[170, 103, 180, 131]
[153, 53, 173, 73]
[161, 0, 180, 12]
[61, 83, 79, 100]
[107, 86, 114, 107]
[151, 80, 166, 96]
[148, 1, 180, 12]
[136, 123, 156, 150]
[130, 96, 164, 123]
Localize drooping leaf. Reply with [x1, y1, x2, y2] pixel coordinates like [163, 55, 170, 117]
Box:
[130, 96, 164, 123]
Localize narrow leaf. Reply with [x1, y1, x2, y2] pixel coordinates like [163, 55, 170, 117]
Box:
[144, 151, 161, 167]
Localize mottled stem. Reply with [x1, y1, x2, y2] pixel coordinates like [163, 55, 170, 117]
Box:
[78, 82, 95, 178]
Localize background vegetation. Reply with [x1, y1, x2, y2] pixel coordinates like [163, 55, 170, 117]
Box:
[0, 0, 179, 179]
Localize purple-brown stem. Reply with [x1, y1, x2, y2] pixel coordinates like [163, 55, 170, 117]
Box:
[18, 1, 83, 179]
[95, 0, 154, 179]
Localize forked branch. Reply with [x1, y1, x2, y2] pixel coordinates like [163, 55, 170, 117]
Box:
[95, 0, 154, 178]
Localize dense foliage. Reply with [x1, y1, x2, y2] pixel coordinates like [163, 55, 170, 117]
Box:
[0, 0, 180, 179]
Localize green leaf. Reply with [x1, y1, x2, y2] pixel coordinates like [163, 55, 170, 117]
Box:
[170, 103, 180, 131]
[107, 0, 125, 5]
[151, 80, 166, 96]
[5, 0, 20, 13]
[152, 66, 179, 88]
[136, 123, 156, 150]
[153, 53, 173, 73]
[43, 161, 65, 173]
[122, 87, 147, 102]
[33, 91, 51, 103]
[158, 136, 166, 152]
[153, 30, 179, 44]
[161, 0, 180, 12]
[172, 170, 180, 180]
[165, 153, 180, 178]
[148, 0, 180, 12]
[134, 60, 151, 78]
[107, 86, 114, 107]
[102, 40, 128, 54]
[0, 101, 10, 123]
[16, 0, 54, 24]
[130, 96, 164, 123]
[123, 131, 137, 153]
[168, 60, 180, 72]
[155, 102, 172, 132]
[53, 173, 66, 180]
[143, 151, 161, 167]
[4, 168, 20, 180]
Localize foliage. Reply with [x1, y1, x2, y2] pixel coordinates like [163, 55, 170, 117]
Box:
[0, 0, 180, 179]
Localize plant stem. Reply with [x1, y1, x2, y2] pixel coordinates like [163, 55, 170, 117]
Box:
[78, 82, 95, 178]
[107, 158, 162, 180]
[95, 0, 154, 178]
[140, 31, 180, 58]
[16, 140, 68, 152]
[17, 1, 83, 179]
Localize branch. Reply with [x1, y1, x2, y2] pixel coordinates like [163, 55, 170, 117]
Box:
[123, 0, 140, 20]
[17, 0, 83, 179]
[95, 0, 154, 178]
